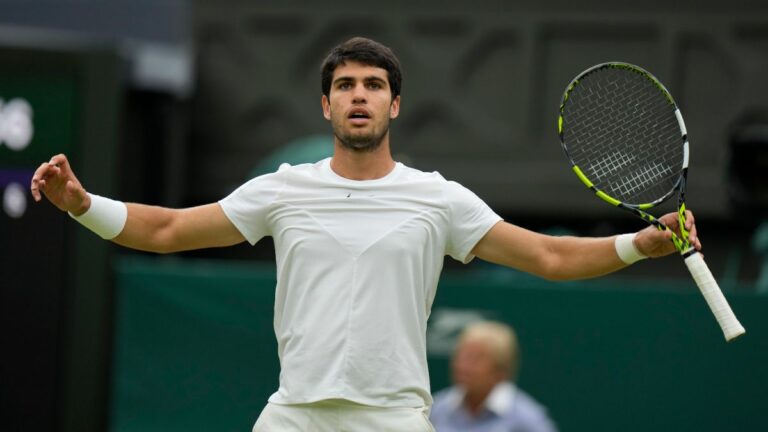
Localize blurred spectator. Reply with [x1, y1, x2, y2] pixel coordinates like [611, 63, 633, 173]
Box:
[430, 321, 558, 432]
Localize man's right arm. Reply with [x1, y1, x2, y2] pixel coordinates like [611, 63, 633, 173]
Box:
[31, 154, 246, 253]
[114, 202, 245, 253]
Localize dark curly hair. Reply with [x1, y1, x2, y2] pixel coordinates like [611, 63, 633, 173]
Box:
[321, 37, 402, 100]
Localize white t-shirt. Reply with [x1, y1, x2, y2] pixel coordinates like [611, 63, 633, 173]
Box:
[219, 158, 502, 408]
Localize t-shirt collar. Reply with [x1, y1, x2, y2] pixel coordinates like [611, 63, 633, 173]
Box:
[321, 157, 403, 185]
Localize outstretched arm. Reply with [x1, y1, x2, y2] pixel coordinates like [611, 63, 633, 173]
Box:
[112, 202, 244, 253]
[31, 154, 245, 253]
[471, 212, 701, 281]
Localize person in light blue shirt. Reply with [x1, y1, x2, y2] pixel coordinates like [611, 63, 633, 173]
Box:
[430, 321, 558, 432]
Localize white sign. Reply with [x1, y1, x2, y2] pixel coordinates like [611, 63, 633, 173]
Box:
[3, 182, 27, 218]
[426, 308, 492, 357]
[0, 98, 34, 151]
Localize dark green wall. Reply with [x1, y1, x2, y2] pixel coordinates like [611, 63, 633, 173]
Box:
[110, 257, 767, 432]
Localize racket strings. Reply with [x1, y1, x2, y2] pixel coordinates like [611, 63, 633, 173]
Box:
[562, 66, 684, 205]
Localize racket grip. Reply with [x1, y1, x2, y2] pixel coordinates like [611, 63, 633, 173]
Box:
[683, 252, 746, 342]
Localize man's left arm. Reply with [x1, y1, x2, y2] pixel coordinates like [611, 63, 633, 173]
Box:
[471, 211, 700, 281]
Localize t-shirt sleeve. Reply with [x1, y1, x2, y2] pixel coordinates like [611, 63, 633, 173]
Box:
[445, 180, 503, 264]
[218, 171, 285, 245]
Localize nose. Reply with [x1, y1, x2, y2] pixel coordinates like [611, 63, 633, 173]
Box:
[351, 83, 367, 103]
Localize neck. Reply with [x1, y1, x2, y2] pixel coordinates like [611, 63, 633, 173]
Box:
[330, 139, 395, 180]
[463, 387, 493, 415]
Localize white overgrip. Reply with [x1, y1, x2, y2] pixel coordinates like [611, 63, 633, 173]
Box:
[683, 251, 745, 341]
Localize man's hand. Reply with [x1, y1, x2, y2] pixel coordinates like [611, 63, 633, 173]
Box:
[634, 210, 701, 258]
[30, 154, 90, 215]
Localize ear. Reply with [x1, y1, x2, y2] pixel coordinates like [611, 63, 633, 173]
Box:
[322, 95, 331, 120]
[389, 95, 400, 119]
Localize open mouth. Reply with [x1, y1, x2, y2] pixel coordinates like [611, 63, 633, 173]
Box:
[348, 109, 371, 123]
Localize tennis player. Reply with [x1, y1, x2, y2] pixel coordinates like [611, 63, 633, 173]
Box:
[31, 37, 700, 431]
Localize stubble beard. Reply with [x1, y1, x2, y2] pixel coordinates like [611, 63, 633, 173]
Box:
[333, 118, 390, 153]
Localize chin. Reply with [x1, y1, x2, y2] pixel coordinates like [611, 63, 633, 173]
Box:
[337, 134, 384, 152]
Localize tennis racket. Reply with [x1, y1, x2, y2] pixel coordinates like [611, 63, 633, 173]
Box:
[558, 62, 745, 342]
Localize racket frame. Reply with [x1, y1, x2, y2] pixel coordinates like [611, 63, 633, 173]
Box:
[558, 62, 745, 341]
[559, 62, 692, 255]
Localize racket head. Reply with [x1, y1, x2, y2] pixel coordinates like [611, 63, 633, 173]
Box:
[558, 62, 688, 209]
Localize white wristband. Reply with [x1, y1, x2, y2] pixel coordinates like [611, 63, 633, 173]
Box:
[69, 193, 128, 240]
[615, 233, 647, 264]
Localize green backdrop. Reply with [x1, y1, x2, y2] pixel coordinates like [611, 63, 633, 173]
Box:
[110, 257, 767, 432]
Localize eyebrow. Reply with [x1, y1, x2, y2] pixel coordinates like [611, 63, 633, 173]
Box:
[333, 75, 388, 86]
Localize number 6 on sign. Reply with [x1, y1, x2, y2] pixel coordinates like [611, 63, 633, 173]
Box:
[558, 62, 745, 342]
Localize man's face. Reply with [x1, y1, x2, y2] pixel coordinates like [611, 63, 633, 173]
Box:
[452, 339, 506, 396]
[322, 61, 400, 152]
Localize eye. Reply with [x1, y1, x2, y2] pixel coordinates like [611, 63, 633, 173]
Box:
[338, 82, 352, 90]
[367, 82, 383, 90]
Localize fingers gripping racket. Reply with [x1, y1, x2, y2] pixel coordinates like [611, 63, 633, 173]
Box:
[558, 62, 745, 342]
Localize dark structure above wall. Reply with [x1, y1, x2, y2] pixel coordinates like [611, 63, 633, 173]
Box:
[190, 2, 768, 220]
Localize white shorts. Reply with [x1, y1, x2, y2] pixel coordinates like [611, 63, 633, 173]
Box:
[252, 399, 435, 432]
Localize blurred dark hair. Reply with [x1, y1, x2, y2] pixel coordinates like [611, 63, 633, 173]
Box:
[321, 37, 402, 99]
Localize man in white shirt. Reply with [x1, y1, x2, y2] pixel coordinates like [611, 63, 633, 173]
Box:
[31, 37, 700, 431]
[431, 321, 558, 432]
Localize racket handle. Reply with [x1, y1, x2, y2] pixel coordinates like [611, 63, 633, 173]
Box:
[683, 252, 746, 342]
